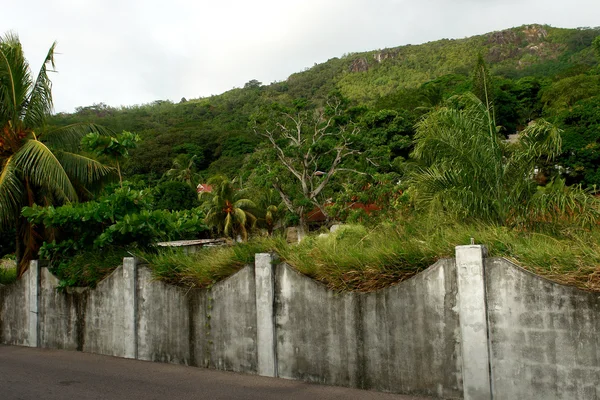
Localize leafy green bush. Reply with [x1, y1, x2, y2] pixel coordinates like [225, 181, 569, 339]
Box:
[23, 187, 208, 286]
[154, 181, 199, 211]
[49, 247, 130, 288]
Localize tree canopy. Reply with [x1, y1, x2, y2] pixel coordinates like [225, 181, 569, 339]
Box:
[0, 32, 113, 275]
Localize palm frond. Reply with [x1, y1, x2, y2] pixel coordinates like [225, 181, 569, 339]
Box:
[524, 179, 600, 228]
[23, 41, 56, 128]
[0, 156, 23, 227]
[0, 32, 32, 126]
[234, 198, 257, 210]
[40, 123, 115, 152]
[54, 150, 115, 186]
[518, 119, 562, 161]
[13, 139, 77, 202]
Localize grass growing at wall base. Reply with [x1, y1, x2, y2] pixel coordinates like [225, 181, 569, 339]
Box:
[142, 218, 600, 292]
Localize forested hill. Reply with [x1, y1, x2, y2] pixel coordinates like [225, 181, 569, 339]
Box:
[50, 24, 600, 187]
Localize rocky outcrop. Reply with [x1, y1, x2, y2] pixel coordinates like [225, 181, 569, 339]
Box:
[349, 57, 369, 72]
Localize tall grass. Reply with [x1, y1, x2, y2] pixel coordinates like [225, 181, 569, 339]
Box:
[139, 238, 282, 288]
[142, 215, 600, 292]
[0, 264, 17, 285]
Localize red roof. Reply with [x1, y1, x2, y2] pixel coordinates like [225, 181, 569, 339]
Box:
[197, 184, 213, 194]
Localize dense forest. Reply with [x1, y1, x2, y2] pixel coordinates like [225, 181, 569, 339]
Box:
[51, 24, 600, 189]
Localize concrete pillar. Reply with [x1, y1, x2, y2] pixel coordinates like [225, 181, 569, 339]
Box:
[27, 260, 40, 348]
[254, 253, 278, 377]
[122, 257, 137, 359]
[455, 245, 492, 400]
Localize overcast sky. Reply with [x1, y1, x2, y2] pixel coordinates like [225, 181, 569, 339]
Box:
[3, 0, 599, 113]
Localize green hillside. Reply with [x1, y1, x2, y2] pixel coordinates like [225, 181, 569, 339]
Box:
[50, 24, 600, 187]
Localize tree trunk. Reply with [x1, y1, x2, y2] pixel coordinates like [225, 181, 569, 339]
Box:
[15, 216, 37, 278]
[297, 213, 309, 243]
[14, 221, 23, 277]
[117, 161, 123, 188]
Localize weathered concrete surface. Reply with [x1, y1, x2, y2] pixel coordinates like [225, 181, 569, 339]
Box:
[486, 258, 600, 400]
[136, 265, 190, 364]
[275, 261, 463, 399]
[201, 265, 258, 373]
[38, 267, 85, 351]
[455, 245, 492, 400]
[255, 253, 277, 377]
[0, 268, 30, 346]
[27, 260, 40, 347]
[82, 265, 130, 357]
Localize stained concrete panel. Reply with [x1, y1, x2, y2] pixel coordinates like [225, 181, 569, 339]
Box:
[83, 266, 129, 357]
[201, 265, 258, 373]
[38, 268, 85, 351]
[136, 266, 191, 364]
[275, 260, 463, 399]
[486, 258, 600, 400]
[0, 269, 30, 346]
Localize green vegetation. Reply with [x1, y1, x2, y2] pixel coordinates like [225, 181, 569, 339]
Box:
[0, 257, 17, 285]
[82, 130, 140, 187]
[0, 33, 113, 276]
[410, 93, 598, 227]
[140, 219, 600, 292]
[22, 187, 207, 286]
[201, 175, 257, 241]
[3, 25, 600, 293]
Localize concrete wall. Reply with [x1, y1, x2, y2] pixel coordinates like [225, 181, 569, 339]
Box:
[83, 264, 132, 357]
[137, 266, 190, 364]
[275, 261, 462, 399]
[2, 249, 600, 399]
[203, 265, 257, 372]
[486, 258, 600, 400]
[38, 268, 83, 351]
[0, 267, 31, 346]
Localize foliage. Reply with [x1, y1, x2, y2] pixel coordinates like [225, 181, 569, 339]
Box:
[251, 96, 363, 231]
[409, 93, 600, 227]
[0, 256, 16, 285]
[141, 215, 600, 292]
[254, 188, 284, 235]
[46, 25, 600, 192]
[82, 130, 140, 186]
[164, 154, 200, 187]
[555, 96, 600, 187]
[22, 187, 208, 273]
[48, 246, 129, 288]
[154, 180, 199, 211]
[540, 74, 600, 112]
[140, 238, 277, 287]
[0, 32, 113, 275]
[201, 175, 257, 241]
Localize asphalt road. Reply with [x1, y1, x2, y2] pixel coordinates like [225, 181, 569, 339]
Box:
[0, 345, 433, 400]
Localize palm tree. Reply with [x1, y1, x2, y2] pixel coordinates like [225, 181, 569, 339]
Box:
[257, 188, 282, 236]
[409, 93, 598, 227]
[0, 32, 113, 276]
[165, 154, 200, 187]
[201, 175, 256, 241]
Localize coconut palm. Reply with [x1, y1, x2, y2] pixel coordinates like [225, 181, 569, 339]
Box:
[0, 32, 113, 275]
[256, 188, 283, 236]
[201, 175, 257, 241]
[409, 93, 598, 227]
[165, 154, 200, 187]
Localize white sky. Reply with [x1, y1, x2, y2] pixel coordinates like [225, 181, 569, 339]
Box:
[3, 0, 599, 113]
